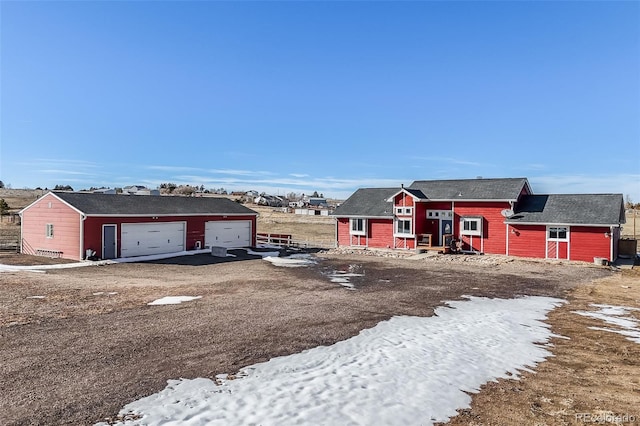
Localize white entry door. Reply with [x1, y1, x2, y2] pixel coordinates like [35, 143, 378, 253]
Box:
[205, 221, 251, 248]
[121, 222, 186, 258]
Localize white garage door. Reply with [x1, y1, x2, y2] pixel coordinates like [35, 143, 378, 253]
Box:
[121, 222, 186, 258]
[205, 220, 251, 248]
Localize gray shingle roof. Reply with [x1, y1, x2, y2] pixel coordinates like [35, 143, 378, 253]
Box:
[506, 194, 625, 226]
[403, 188, 427, 199]
[52, 192, 258, 216]
[409, 178, 529, 201]
[332, 188, 396, 217]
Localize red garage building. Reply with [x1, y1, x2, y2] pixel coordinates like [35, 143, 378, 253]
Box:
[334, 178, 625, 263]
[19, 191, 258, 261]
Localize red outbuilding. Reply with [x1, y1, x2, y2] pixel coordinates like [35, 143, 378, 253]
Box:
[19, 191, 258, 261]
[333, 178, 625, 263]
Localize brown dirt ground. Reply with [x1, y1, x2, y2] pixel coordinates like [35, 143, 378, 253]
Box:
[441, 267, 640, 426]
[1, 248, 634, 426]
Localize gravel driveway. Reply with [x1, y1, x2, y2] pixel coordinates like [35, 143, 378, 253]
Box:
[0, 250, 612, 425]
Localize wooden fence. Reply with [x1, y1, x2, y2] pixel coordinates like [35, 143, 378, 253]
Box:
[256, 233, 336, 250]
[0, 235, 19, 253]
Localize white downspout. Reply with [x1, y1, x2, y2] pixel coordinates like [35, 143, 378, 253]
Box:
[452, 201, 455, 248]
[610, 225, 614, 262]
[506, 224, 510, 256]
[18, 212, 23, 254]
[80, 214, 87, 260]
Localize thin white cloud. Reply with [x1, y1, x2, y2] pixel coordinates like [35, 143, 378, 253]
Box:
[410, 156, 491, 168]
[208, 169, 275, 177]
[19, 158, 101, 169]
[289, 173, 309, 178]
[38, 169, 92, 175]
[145, 165, 205, 173]
[529, 174, 640, 198]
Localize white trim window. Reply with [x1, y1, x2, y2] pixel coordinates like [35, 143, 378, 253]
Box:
[45, 223, 54, 238]
[547, 226, 569, 241]
[350, 218, 366, 236]
[395, 218, 413, 236]
[427, 210, 453, 219]
[460, 217, 482, 236]
[395, 207, 413, 216]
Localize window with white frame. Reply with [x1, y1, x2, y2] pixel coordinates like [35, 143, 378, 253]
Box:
[350, 218, 366, 235]
[547, 226, 568, 241]
[460, 217, 482, 236]
[46, 223, 54, 238]
[395, 207, 412, 216]
[427, 210, 453, 219]
[395, 218, 412, 235]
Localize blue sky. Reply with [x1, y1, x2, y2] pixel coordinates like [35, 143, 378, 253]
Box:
[1, 1, 638, 201]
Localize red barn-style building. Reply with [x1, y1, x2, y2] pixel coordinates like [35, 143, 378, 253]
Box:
[19, 192, 258, 261]
[333, 178, 625, 263]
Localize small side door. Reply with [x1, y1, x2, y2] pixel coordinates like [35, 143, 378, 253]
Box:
[102, 224, 117, 259]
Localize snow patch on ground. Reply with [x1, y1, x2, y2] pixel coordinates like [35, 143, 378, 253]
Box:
[147, 296, 202, 306]
[326, 264, 365, 290]
[263, 253, 316, 268]
[241, 248, 281, 258]
[26, 295, 46, 299]
[574, 303, 640, 344]
[98, 296, 564, 426]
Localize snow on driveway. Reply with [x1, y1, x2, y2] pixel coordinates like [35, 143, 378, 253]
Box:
[98, 295, 564, 426]
[0, 249, 215, 273]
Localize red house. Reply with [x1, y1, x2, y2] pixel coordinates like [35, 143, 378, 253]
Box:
[334, 178, 625, 263]
[19, 192, 258, 261]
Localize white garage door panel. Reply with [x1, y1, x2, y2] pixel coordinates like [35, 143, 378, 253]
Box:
[205, 221, 251, 248]
[121, 222, 185, 258]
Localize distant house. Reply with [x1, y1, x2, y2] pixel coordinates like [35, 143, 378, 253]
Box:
[19, 191, 258, 260]
[92, 188, 117, 195]
[305, 197, 328, 207]
[333, 177, 625, 263]
[122, 185, 160, 196]
[254, 195, 285, 207]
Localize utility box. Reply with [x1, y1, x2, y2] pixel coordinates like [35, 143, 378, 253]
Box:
[211, 246, 227, 257]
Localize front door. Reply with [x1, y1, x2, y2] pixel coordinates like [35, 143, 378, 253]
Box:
[441, 220, 453, 246]
[102, 225, 117, 259]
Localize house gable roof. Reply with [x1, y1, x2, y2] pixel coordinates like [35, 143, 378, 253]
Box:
[42, 192, 258, 216]
[332, 188, 396, 218]
[506, 194, 625, 226]
[385, 187, 428, 202]
[409, 177, 530, 201]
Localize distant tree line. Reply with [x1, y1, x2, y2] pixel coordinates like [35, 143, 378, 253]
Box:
[625, 195, 639, 210]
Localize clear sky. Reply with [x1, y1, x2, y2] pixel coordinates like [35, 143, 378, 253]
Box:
[1, 1, 638, 201]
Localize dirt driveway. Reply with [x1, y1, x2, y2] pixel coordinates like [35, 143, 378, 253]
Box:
[0, 250, 619, 425]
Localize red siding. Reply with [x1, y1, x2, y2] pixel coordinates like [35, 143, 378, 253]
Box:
[84, 215, 257, 259]
[507, 225, 613, 262]
[394, 193, 415, 207]
[419, 201, 452, 242]
[20, 193, 82, 260]
[336, 218, 394, 249]
[369, 219, 394, 248]
[570, 226, 611, 262]
[337, 218, 350, 247]
[507, 225, 547, 258]
[454, 202, 511, 254]
[394, 237, 415, 250]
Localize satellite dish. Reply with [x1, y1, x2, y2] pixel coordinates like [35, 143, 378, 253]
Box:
[501, 209, 514, 218]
